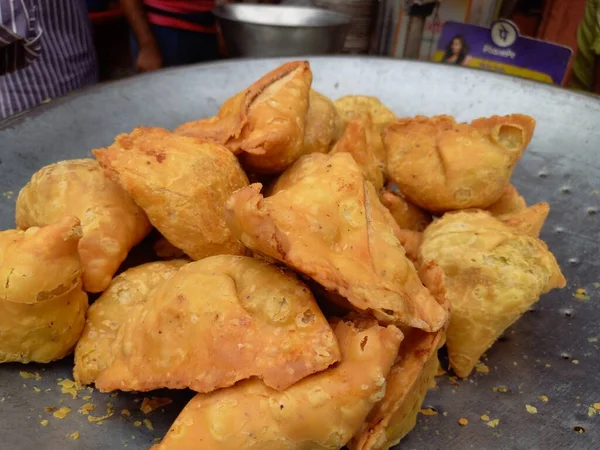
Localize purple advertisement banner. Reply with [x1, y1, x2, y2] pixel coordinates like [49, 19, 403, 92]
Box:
[436, 20, 572, 85]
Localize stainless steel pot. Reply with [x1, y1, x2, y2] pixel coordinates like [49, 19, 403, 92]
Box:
[214, 4, 352, 57]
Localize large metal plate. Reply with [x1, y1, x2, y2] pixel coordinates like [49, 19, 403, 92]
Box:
[0, 57, 598, 450]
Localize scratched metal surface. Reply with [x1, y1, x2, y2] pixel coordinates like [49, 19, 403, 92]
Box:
[0, 57, 599, 450]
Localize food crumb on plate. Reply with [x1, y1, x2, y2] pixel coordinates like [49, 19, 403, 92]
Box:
[68, 431, 80, 440]
[133, 421, 142, 427]
[143, 419, 154, 431]
[480, 414, 490, 421]
[58, 379, 83, 400]
[40, 420, 48, 426]
[19, 371, 34, 379]
[458, 418, 468, 426]
[78, 403, 96, 415]
[420, 408, 437, 416]
[33, 387, 41, 393]
[572, 360, 579, 365]
[573, 288, 590, 301]
[141, 396, 173, 414]
[492, 385, 509, 393]
[486, 419, 500, 428]
[593, 403, 600, 410]
[53, 406, 71, 419]
[475, 362, 490, 374]
[538, 395, 549, 403]
[121, 409, 131, 416]
[525, 405, 538, 414]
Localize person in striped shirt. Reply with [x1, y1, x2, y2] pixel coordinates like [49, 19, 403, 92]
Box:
[121, 0, 218, 72]
[0, 0, 98, 120]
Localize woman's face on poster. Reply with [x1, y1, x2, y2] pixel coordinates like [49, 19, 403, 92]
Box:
[451, 38, 462, 55]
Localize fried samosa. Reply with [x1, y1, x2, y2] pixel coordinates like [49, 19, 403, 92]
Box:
[349, 262, 449, 450]
[225, 153, 448, 332]
[486, 183, 527, 216]
[330, 116, 385, 191]
[15, 159, 151, 293]
[335, 95, 396, 135]
[154, 317, 403, 450]
[94, 255, 340, 393]
[175, 61, 312, 173]
[498, 202, 550, 238]
[93, 127, 248, 260]
[73, 260, 187, 385]
[385, 114, 536, 213]
[419, 210, 566, 378]
[0, 216, 88, 363]
[268, 152, 328, 196]
[380, 189, 432, 232]
[303, 90, 341, 155]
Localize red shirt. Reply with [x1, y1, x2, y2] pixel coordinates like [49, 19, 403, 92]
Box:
[144, 0, 217, 33]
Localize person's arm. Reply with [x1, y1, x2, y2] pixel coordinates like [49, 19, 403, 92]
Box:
[120, 0, 162, 72]
[0, 2, 42, 75]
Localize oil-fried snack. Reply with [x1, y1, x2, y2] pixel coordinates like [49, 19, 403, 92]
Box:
[349, 262, 449, 450]
[0, 217, 88, 363]
[330, 116, 385, 191]
[153, 236, 187, 259]
[498, 202, 550, 238]
[385, 114, 536, 213]
[380, 188, 432, 232]
[153, 317, 403, 450]
[93, 127, 248, 260]
[486, 183, 527, 216]
[419, 210, 566, 378]
[303, 90, 341, 155]
[335, 95, 397, 134]
[94, 255, 340, 393]
[15, 159, 151, 293]
[73, 260, 187, 385]
[225, 153, 448, 332]
[268, 153, 328, 196]
[175, 61, 312, 173]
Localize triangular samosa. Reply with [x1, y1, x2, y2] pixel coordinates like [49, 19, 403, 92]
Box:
[153, 317, 403, 450]
[93, 255, 340, 393]
[225, 153, 448, 332]
[419, 210, 566, 377]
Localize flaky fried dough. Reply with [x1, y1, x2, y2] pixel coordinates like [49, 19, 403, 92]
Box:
[380, 189, 432, 232]
[154, 317, 403, 450]
[268, 153, 328, 196]
[225, 153, 448, 332]
[335, 95, 396, 135]
[385, 114, 536, 213]
[175, 61, 312, 173]
[486, 183, 527, 216]
[15, 159, 151, 293]
[303, 90, 341, 155]
[330, 115, 385, 191]
[0, 217, 88, 363]
[94, 255, 340, 393]
[349, 262, 449, 450]
[73, 260, 187, 385]
[93, 127, 248, 260]
[419, 210, 566, 378]
[498, 202, 550, 238]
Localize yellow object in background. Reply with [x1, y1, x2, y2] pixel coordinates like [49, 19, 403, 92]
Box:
[572, 0, 600, 91]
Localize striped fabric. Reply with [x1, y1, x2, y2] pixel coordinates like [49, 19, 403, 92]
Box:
[144, 0, 216, 33]
[0, 0, 98, 120]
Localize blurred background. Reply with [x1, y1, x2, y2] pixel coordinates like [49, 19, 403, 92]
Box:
[87, 0, 588, 85]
